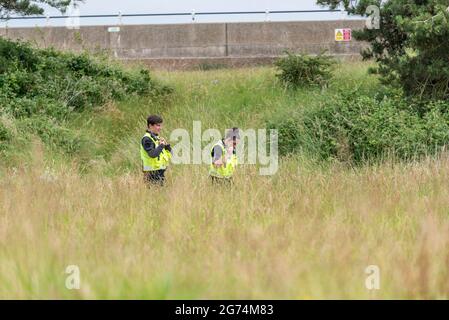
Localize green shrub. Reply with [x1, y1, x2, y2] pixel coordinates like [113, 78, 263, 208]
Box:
[0, 122, 12, 142]
[0, 37, 172, 155]
[267, 117, 302, 156]
[269, 91, 449, 162]
[18, 116, 85, 155]
[275, 51, 335, 89]
[0, 39, 39, 73]
[0, 121, 13, 153]
[319, 0, 449, 102]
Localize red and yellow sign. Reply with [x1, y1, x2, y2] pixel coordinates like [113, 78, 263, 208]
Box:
[335, 29, 352, 42]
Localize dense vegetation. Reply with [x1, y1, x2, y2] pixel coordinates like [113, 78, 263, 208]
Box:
[0, 38, 170, 158]
[266, 0, 449, 162]
[317, 0, 449, 101]
[1, 0, 449, 299]
[269, 87, 449, 162]
[2, 65, 449, 299]
[275, 52, 334, 89]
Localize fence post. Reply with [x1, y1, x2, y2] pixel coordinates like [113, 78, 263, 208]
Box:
[191, 9, 196, 23]
[118, 11, 122, 25]
[265, 8, 270, 22]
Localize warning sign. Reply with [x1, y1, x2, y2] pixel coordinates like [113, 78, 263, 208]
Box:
[335, 29, 352, 42]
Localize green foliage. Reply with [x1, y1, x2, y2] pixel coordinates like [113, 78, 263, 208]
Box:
[267, 117, 302, 156]
[275, 52, 335, 89]
[0, 37, 171, 157]
[269, 89, 449, 162]
[17, 116, 84, 155]
[0, 115, 14, 153]
[0, 0, 81, 17]
[0, 121, 11, 144]
[317, 0, 449, 101]
[312, 0, 449, 162]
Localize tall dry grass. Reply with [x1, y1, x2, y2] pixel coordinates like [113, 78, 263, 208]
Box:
[1, 143, 449, 299]
[1, 62, 448, 299]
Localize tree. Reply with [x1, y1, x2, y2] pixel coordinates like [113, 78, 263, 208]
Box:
[0, 1, 81, 18]
[317, 0, 449, 101]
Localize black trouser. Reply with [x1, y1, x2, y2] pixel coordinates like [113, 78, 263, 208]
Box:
[210, 176, 233, 185]
[144, 170, 166, 187]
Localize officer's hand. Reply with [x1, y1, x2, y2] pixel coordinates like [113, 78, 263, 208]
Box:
[160, 138, 167, 145]
[214, 159, 224, 167]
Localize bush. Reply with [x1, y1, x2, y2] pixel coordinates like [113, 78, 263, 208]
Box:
[267, 117, 302, 156]
[0, 122, 12, 142]
[275, 51, 335, 89]
[18, 116, 85, 155]
[0, 120, 13, 153]
[0, 37, 172, 155]
[268, 91, 449, 162]
[318, 0, 449, 102]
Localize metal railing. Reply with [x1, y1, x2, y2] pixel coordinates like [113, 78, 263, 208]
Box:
[4, 9, 346, 22]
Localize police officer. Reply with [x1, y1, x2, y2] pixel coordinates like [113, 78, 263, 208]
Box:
[209, 128, 240, 184]
[140, 115, 172, 186]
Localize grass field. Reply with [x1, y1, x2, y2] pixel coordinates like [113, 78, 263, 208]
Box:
[1, 62, 449, 299]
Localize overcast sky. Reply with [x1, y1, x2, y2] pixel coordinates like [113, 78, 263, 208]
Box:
[2, 0, 357, 28]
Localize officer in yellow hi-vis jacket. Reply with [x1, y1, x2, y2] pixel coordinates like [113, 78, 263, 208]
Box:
[209, 128, 240, 184]
[140, 115, 172, 186]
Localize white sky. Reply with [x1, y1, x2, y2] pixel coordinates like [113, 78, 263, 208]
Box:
[2, 0, 357, 28]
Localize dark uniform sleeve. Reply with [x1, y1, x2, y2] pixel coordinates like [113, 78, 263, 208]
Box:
[142, 137, 165, 158]
[211, 145, 223, 162]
